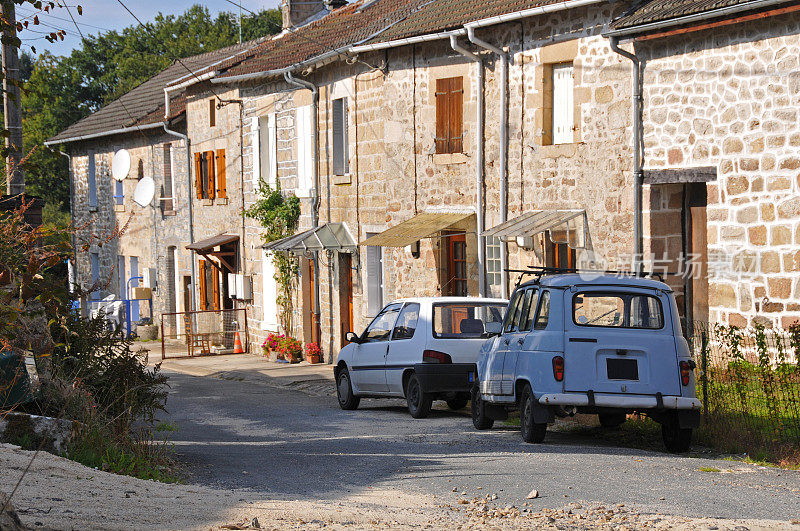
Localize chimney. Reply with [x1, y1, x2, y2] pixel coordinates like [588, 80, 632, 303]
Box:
[281, 0, 326, 30]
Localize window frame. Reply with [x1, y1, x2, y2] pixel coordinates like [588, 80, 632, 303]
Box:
[162, 143, 174, 211]
[534, 290, 551, 330]
[434, 76, 464, 154]
[391, 302, 420, 341]
[332, 97, 349, 176]
[431, 302, 507, 339]
[572, 291, 665, 330]
[87, 150, 97, 208]
[362, 302, 402, 343]
[502, 290, 525, 334]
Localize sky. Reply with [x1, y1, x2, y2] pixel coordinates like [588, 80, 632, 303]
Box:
[18, 0, 281, 58]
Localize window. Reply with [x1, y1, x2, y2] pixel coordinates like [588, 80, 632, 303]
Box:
[198, 259, 220, 311]
[435, 77, 463, 154]
[114, 179, 124, 206]
[392, 303, 420, 340]
[332, 97, 349, 175]
[444, 233, 467, 296]
[162, 143, 174, 211]
[486, 235, 502, 288]
[503, 290, 525, 333]
[87, 151, 97, 208]
[117, 255, 126, 298]
[534, 291, 551, 330]
[296, 105, 314, 196]
[90, 252, 100, 298]
[545, 234, 576, 269]
[551, 62, 574, 145]
[129, 256, 140, 321]
[573, 292, 664, 329]
[366, 235, 383, 316]
[433, 303, 505, 339]
[253, 114, 277, 187]
[519, 288, 540, 332]
[363, 303, 401, 342]
[209, 99, 216, 127]
[194, 150, 219, 199]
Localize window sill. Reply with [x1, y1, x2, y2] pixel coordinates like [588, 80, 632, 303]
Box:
[538, 143, 581, 157]
[201, 199, 213, 206]
[162, 210, 176, 216]
[215, 197, 228, 205]
[332, 174, 351, 185]
[88, 205, 98, 212]
[114, 204, 125, 212]
[294, 188, 313, 199]
[433, 153, 468, 165]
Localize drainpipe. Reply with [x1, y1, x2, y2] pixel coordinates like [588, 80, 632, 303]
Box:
[162, 122, 197, 311]
[56, 149, 76, 287]
[449, 34, 486, 297]
[609, 37, 643, 273]
[284, 70, 322, 345]
[466, 27, 509, 297]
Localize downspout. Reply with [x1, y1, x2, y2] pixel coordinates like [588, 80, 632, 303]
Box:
[162, 122, 197, 311]
[609, 37, 643, 273]
[449, 34, 486, 297]
[466, 27, 509, 297]
[284, 70, 322, 346]
[56, 149, 76, 285]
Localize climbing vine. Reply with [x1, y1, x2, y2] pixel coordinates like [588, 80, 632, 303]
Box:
[244, 181, 301, 334]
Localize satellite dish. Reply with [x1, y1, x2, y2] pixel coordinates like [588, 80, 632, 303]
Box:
[133, 176, 155, 207]
[112, 149, 131, 181]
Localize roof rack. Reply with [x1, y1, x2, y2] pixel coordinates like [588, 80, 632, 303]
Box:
[506, 266, 664, 288]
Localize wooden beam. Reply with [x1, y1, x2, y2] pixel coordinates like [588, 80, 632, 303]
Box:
[644, 167, 717, 185]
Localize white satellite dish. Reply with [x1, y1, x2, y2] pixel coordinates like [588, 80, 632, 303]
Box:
[133, 176, 155, 207]
[111, 149, 131, 181]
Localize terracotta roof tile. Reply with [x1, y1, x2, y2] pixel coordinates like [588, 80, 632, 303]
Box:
[611, 0, 790, 31]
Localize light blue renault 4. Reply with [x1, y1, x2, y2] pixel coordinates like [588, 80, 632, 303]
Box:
[471, 272, 701, 453]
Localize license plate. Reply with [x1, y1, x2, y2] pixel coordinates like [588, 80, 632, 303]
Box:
[607, 358, 638, 380]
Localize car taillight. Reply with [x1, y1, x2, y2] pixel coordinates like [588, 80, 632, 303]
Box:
[423, 350, 452, 364]
[679, 361, 691, 386]
[552, 356, 564, 382]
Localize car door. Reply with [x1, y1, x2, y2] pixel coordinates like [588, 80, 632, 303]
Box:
[385, 302, 422, 395]
[502, 288, 538, 394]
[351, 303, 401, 393]
[483, 289, 524, 397]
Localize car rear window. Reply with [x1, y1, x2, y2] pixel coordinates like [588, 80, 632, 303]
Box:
[573, 292, 664, 329]
[433, 303, 506, 338]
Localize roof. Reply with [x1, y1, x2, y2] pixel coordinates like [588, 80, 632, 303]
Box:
[186, 233, 240, 251]
[519, 273, 672, 291]
[391, 296, 509, 304]
[484, 210, 585, 243]
[263, 222, 356, 253]
[610, 0, 792, 32]
[47, 39, 262, 144]
[360, 211, 474, 247]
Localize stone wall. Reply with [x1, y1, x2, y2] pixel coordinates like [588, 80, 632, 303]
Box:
[639, 12, 800, 329]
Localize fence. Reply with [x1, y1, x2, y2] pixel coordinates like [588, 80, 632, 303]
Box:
[687, 321, 800, 448]
[160, 308, 249, 360]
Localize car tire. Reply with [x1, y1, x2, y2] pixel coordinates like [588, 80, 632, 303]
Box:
[336, 368, 360, 410]
[471, 385, 494, 430]
[598, 412, 627, 428]
[661, 414, 692, 453]
[520, 385, 547, 444]
[446, 392, 470, 411]
[406, 373, 432, 419]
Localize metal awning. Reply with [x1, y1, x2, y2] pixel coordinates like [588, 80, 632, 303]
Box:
[484, 210, 587, 249]
[263, 222, 356, 254]
[360, 212, 474, 247]
[186, 233, 240, 252]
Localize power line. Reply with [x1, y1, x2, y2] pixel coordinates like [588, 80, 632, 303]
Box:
[17, 6, 112, 32]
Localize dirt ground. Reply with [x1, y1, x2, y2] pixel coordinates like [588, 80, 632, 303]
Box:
[2, 443, 798, 530]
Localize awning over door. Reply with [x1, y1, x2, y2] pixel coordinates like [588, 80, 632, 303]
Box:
[186, 233, 240, 272]
[484, 210, 587, 249]
[186, 233, 240, 252]
[263, 222, 356, 254]
[360, 212, 473, 247]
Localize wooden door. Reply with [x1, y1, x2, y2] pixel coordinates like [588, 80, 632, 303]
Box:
[301, 258, 319, 345]
[339, 253, 354, 347]
[445, 233, 467, 296]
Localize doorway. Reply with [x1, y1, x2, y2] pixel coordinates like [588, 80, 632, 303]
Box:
[444, 232, 467, 296]
[301, 257, 319, 345]
[339, 253, 354, 347]
[684, 183, 709, 329]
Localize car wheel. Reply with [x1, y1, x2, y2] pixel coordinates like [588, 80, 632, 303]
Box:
[336, 368, 360, 410]
[520, 385, 547, 444]
[406, 373, 432, 419]
[446, 392, 470, 411]
[471, 386, 494, 430]
[598, 412, 627, 428]
[661, 414, 692, 453]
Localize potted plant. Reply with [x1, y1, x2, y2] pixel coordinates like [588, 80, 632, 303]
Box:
[276, 336, 303, 363]
[305, 342, 322, 364]
[263, 333, 282, 360]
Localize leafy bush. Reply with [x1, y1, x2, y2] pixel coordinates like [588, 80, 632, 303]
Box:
[276, 336, 303, 362]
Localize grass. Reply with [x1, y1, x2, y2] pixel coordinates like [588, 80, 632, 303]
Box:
[698, 467, 720, 472]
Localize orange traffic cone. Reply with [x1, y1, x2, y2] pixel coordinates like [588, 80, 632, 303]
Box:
[233, 332, 244, 354]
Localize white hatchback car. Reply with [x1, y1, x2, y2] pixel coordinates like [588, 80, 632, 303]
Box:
[335, 297, 507, 418]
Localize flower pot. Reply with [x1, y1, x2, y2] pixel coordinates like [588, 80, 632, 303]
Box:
[307, 354, 321, 364]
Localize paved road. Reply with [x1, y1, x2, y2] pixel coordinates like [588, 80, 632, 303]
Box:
[157, 370, 800, 522]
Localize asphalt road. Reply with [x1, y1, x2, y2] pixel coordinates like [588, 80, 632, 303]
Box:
[157, 370, 800, 522]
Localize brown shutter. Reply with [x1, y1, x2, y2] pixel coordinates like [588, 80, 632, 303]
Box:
[194, 152, 203, 199]
[205, 151, 216, 200]
[212, 266, 220, 311]
[435, 78, 449, 154]
[199, 259, 207, 310]
[215, 149, 227, 199]
[450, 77, 463, 154]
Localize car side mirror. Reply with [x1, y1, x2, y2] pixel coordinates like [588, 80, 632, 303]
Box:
[345, 332, 361, 344]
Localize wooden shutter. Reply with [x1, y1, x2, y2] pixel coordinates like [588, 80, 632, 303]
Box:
[215, 149, 227, 199]
[449, 77, 463, 153]
[194, 152, 203, 199]
[332, 98, 348, 176]
[435, 78, 449, 154]
[205, 150, 216, 200]
[251, 117, 261, 185]
[199, 259, 207, 310]
[366, 242, 383, 316]
[212, 266, 220, 311]
[552, 63, 574, 145]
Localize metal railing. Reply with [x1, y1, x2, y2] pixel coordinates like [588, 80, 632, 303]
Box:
[160, 308, 249, 360]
